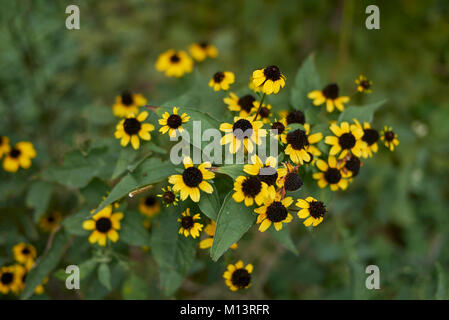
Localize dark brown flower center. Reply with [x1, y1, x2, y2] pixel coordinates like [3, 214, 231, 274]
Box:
[362, 129, 379, 146]
[345, 156, 361, 177]
[162, 191, 176, 204]
[309, 201, 326, 219]
[324, 168, 341, 184]
[167, 114, 182, 129]
[181, 216, 194, 229]
[258, 166, 278, 186]
[123, 118, 141, 135]
[266, 201, 288, 222]
[22, 248, 30, 255]
[0, 272, 13, 285]
[231, 268, 251, 288]
[95, 217, 112, 233]
[271, 122, 285, 135]
[338, 133, 356, 149]
[170, 54, 180, 63]
[286, 129, 309, 150]
[286, 110, 305, 125]
[259, 107, 270, 118]
[263, 65, 282, 81]
[182, 167, 203, 187]
[384, 131, 395, 141]
[233, 119, 253, 140]
[121, 91, 134, 106]
[213, 72, 225, 83]
[199, 42, 209, 48]
[241, 176, 262, 197]
[322, 83, 339, 100]
[144, 196, 157, 207]
[284, 173, 303, 191]
[238, 95, 256, 113]
[361, 80, 371, 89]
[10, 148, 21, 158]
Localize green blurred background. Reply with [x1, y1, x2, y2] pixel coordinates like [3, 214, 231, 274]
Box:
[1, 0, 449, 299]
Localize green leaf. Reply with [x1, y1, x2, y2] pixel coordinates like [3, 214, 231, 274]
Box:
[268, 226, 298, 255]
[290, 53, 321, 110]
[197, 184, 220, 220]
[122, 273, 148, 300]
[26, 181, 53, 222]
[210, 192, 256, 261]
[21, 231, 69, 299]
[119, 211, 151, 247]
[435, 263, 448, 300]
[111, 148, 140, 179]
[338, 99, 387, 124]
[98, 263, 111, 290]
[94, 158, 177, 214]
[150, 209, 197, 297]
[62, 209, 90, 236]
[216, 164, 244, 180]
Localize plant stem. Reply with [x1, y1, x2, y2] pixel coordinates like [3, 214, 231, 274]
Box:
[253, 93, 266, 121]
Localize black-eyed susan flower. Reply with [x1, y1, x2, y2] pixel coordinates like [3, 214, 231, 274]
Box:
[158, 107, 190, 138]
[296, 197, 327, 227]
[284, 110, 306, 126]
[114, 111, 154, 150]
[223, 261, 253, 291]
[168, 157, 215, 203]
[325, 121, 365, 159]
[209, 71, 235, 91]
[244, 155, 286, 197]
[188, 42, 218, 62]
[2, 142, 36, 173]
[224, 93, 257, 117]
[112, 91, 147, 118]
[232, 175, 269, 206]
[341, 154, 362, 178]
[381, 126, 400, 151]
[0, 136, 10, 158]
[254, 195, 294, 232]
[284, 125, 323, 165]
[253, 101, 272, 123]
[178, 208, 203, 238]
[157, 186, 179, 207]
[82, 205, 123, 246]
[139, 195, 160, 217]
[281, 163, 304, 192]
[354, 119, 379, 158]
[219, 117, 266, 154]
[308, 83, 350, 113]
[313, 156, 348, 191]
[355, 75, 372, 93]
[39, 211, 62, 232]
[199, 221, 238, 250]
[155, 49, 193, 77]
[270, 118, 289, 144]
[0, 265, 22, 295]
[12, 243, 36, 270]
[251, 65, 286, 95]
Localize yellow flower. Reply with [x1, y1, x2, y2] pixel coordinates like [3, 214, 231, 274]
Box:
[248, 76, 261, 93]
[0, 136, 10, 158]
[82, 205, 123, 246]
[39, 211, 62, 232]
[139, 195, 160, 217]
[0, 265, 22, 295]
[313, 156, 348, 191]
[168, 156, 215, 203]
[112, 91, 147, 118]
[223, 260, 253, 291]
[188, 42, 218, 62]
[199, 221, 238, 250]
[381, 126, 400, 151]
[284, 124, 323, 164]
[251, 65, 286, 95]
[355, 75, 372, 93]
[219, 116, 266, 154]
[158, 107, 190, 138]
[209, 71, 235, 91]
[254, 195, 294, 232]
[157, 186, 179, 207]
[269, 118, 289, 144]
[353, 119, 379, 158]
[177, 208, 203, 238]
[244, 155, 286, 198]
[308, 83, 350, 113]
[296, 197, 327, 227]
[12, 243, 37, 270]
[155, 49, 193, 77]
[232, 175, 269, 207]
[114, 111, 155, 150]
[324, 121, 365, 159]
[253, 101, 272, 123]
[2, 142, 36, 173]
[224, 92, 257, 117]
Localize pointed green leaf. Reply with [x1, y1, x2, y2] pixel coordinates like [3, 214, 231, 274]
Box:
[216, 164, 244, 180]
[338, 99, 387, 124]
[268, 226, 298, 255]
[290, 53, 321, 110]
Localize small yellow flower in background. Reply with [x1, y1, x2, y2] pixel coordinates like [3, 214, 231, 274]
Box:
[0, 136, 10, 158]
[270, 118, 289, 144]
[219, 116, 266, 154]
[251, 65, 286, 95]
[155, 49, 193, 77]
[168, 156, 215, 203]
[139, 195, 160, 217]
[0, 265, 22, 295]
[254, 195, 294, 232]
[253, 101, 272, 123]
[244, 155, 286, 198]
[223, 260, 253, 291]
[341, 154, 362, 178]
[313, 156, 348, 191]
[296, 197, 327, 227]
[17, 266, 48, 295]
[353, 119, 379, 158]
[224, 93, 257, 117]
[158, 107, 190, 138]
[112, 91, 147, 118]
[39, 211, 62, 232]
[114, 111, 154, 150]
[284, 125, 323, 165]
[157, 186, 179, 207]
[178, 208, 203, 238]
[188, 42, 218, 62]
[82, 205, 123, 246]
[199, 221, 238, 250]
[12, 243, 36, 270]
[355, 75, 372, 93]
[232, 175, 269, 207]
[325, 121, 365, 159]
[308, 83, 350, 113]
[209, 71, 235, 91]
[2, 142, 36, 173]
[381, 126, 400, 151]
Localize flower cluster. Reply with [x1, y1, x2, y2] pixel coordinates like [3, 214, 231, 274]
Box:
[0, 137, 36, 173]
